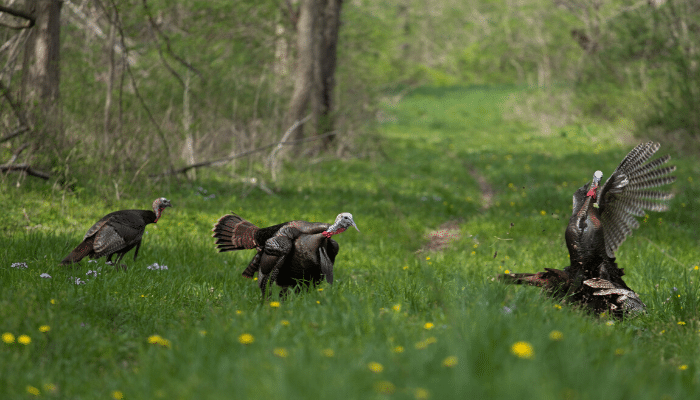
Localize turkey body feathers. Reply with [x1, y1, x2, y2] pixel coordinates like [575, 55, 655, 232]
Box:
[61, 198, 171, 266]
[501, 143, 675, 318]
[211, 213, 356, 296]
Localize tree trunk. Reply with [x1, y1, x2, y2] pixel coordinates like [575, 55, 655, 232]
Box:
[286, 0, 317, 143]
[20, 0, 62, 143]
[316, 0, 342, 149]
[285, 0, 343, 150]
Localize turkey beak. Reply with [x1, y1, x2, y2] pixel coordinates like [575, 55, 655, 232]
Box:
[351, 221, 360, 233]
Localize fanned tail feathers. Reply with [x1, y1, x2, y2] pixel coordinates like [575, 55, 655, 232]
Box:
[60, 236, 95, 265]
[212, 214, 259, 252]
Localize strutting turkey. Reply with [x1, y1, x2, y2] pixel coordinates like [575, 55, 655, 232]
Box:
[501, 142, 675, 318]
[61, 198, 172, 267]
[212, 213, 359, 296]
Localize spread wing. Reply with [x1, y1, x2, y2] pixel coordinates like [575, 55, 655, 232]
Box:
[598, 142, 676, 258]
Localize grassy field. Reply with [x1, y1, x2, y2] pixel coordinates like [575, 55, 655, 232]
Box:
[2, 86, 699, 399]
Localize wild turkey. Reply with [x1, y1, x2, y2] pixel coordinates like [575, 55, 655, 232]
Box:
[212, 213, 359, 296]
[501, 142, 675, 317]
[61, 198, 172, 266]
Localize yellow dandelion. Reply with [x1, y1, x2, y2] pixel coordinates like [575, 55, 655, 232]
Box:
[553, 304, 562, 310]
[50, 299, 56, 305]
[43, 383, 57, 393]
[679, 364, 688, 371]
[18, 335, 31, 345]
[540, 210, 546, 216]
[694, 265, 699, 270]
[26, 385, 40, 396]
[392, 346, 404, 354]
[367, 361, 384, 373]
[39, 325, 50, 333]
[678, 321, 686, 325]
[504, 269, 510, 274]
[273, 348, 288, 358]
[2, 332, 15, 344]
[253, 277, 258, 281]
[321, 348, 335, 357]
[473, 244, 478, 248]
[392, 304, 401, 312]
[471, 251, 476, 255]
[424, 322, 434, 330]
[373, 380, 395, 395]
[606, 321, 615, 326]
[615, 348, 624, 355]
[549, 330, 564, 341]
[238, 333, 254, 345]
[316, 301, 320, 304]
[442, 356, 458, 367]
[199, 330, 207, 336]
[281, 320, 290, 326]
[270, 301, 281, 308]
[415, 387, 430, 399]
[403, 266, 409, 270]
[426, 257, 430, 260]
[236, 310, 243, 315]
[318, 288, 324, 292]
[511, 341, 534, 359]
[112, 390, 124, 399]
[147, 335, 161, 344]
[147, 335, 171, 348]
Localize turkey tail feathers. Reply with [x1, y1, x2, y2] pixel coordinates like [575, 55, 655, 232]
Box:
[212, 214, 259, 252]
[60, 237, 95, 265]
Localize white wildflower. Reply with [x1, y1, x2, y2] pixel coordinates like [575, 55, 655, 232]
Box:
[11, 262, 28, 269]
[40, 273, 52, 279]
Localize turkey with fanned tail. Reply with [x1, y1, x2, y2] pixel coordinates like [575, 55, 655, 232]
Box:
[500, 142, 675, 318]
[212, 213, 359, 297]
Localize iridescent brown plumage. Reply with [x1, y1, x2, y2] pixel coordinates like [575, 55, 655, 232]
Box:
[212, 213, 359, 296]
[501, 142, 675, 318]
[61, 198, 172, 266]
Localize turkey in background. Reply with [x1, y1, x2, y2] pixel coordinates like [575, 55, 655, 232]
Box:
[61, 197, 172, 268]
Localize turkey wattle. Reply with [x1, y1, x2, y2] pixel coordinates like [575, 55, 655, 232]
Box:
[212, 212, 359, 296]
[61, 198, 172, 266]
[501, 142, 675, 317]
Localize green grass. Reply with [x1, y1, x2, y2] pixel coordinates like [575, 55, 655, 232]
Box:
[2, 86, 700, 399]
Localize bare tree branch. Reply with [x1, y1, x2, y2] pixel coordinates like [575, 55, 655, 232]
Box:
[108, 0, 174, 172]
[0, 164, 50, 180]
[6, 142, 29, 164]
[141, 0, 203, 81]
[0, 5, 36, 29]
[152, 128, 337, 178]
[0, 126, 30, 143]
[0, 79, 29, 127]
[269, 114, 311, 182]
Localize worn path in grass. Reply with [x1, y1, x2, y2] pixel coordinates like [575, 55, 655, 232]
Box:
[2, 86, 700, 399]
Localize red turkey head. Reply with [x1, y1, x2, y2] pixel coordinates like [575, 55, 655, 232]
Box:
[586, 170, 603, 198]
[152, 197, 172, 222]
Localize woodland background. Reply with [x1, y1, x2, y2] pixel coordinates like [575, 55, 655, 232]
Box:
[1, 0, 699, 187]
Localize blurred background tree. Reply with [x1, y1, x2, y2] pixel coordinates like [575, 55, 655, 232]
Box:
[1, 0, 697, 185]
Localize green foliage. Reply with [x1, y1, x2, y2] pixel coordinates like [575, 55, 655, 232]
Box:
[2, 87, 700, 398]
